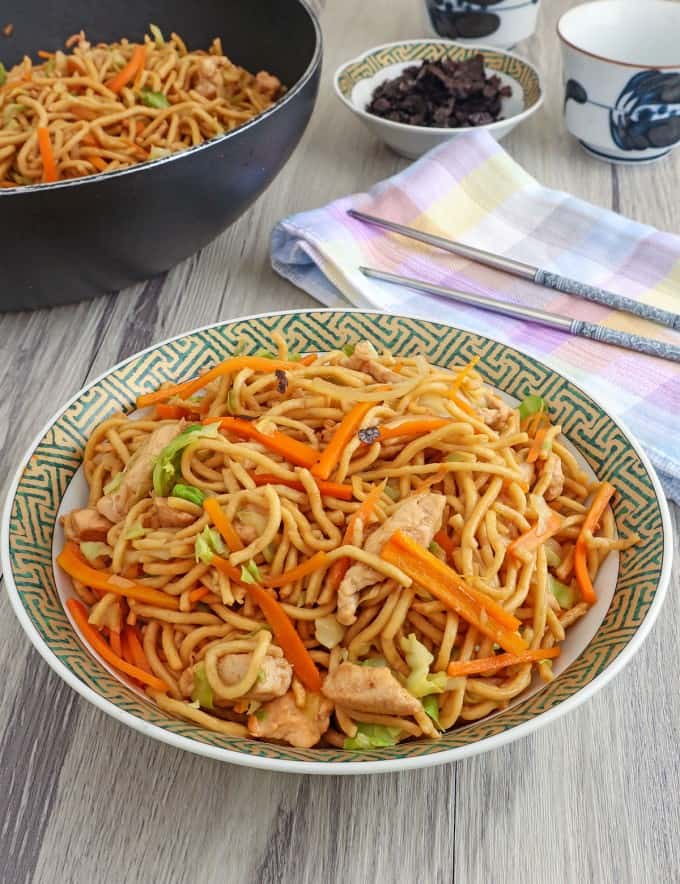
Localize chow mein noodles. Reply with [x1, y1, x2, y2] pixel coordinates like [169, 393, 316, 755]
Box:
[0, 27, 281, 187]
[59, 336, 637, 749]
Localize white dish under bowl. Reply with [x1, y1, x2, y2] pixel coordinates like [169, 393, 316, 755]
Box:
[334, 40, 544, 159]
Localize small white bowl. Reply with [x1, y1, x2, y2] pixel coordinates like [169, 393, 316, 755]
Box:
[558, 0, 680, 164]
[333, 40, 543, 159]
[423, 0, 542, 50]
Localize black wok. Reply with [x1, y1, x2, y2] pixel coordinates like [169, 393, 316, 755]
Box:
[0, 0, 322, 310]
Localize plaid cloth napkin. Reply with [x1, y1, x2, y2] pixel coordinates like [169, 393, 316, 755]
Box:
[271, 130, 680, 503]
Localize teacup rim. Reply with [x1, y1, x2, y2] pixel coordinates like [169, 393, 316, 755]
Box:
[557, 0, 680, 71]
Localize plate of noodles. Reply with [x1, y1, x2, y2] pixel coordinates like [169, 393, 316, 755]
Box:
[2, 310, 672, 773]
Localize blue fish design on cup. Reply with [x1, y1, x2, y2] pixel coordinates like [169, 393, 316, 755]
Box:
[565, 71, 680, 160]
[424, 0, 540, 48]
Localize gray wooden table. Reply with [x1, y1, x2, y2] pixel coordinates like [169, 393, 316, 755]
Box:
[1, 2, 679, 882]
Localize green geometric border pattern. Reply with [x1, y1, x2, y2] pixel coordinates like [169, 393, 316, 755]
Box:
[337, 43, 542, 110]
[7, 312, 663, 764]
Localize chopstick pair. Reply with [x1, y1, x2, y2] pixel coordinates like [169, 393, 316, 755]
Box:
[349, 209, 680, 364]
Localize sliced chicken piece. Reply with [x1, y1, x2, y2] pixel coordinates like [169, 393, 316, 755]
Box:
[179, 653, 293, 703]
[478, 393, 513, 431]
[62, 507, 112, 542]
[337, 493, 446, 625]
[153, 497, 195, 529]
[541, 453, 565, 501]
[254, 70, 281, 99]
[518, 459, 535, 489]
[96, 422, 181, 523]
[247, 691, 332, 748]
[322, 661, 421, 717]
[343, 340, 402, 384]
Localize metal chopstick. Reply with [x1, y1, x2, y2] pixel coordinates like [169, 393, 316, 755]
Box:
[360, 266, 680, 363]
[349, 209, 680, 331]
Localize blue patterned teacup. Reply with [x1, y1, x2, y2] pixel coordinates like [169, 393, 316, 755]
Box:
[558, 0, 680, 164]
[423, 0, 541, 49]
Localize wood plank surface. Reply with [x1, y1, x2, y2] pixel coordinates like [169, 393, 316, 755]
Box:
[1, 1, 678, 882]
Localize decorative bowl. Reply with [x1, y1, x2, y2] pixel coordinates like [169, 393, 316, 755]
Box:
[2, 310, 672, 774]
[334, 40, 543, 159]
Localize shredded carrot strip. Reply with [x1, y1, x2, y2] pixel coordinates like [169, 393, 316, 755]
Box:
[262, 552, 328, 588]
[122, 626, 152, 673]
[211, 555, 321, 691]
[433, 529, 456, 561]
[444, 356, 479, 414]
[106, 44, 146, 93]
[507, 512, 562, 559]
[132, 46, 147, 90]
[203, 497, 244, 551]
[188, 586, 210, 604]
[312, 401, 374, 481]
[120, 628, 137, 666]
[155, 403, 191, 420]
[109, 629, 123, 657]
[300, 354, 317, 366]
[447, 646, 560, 677]
[37, 127, 58, 182]
[444, 391, 475, 415]
[382, 532, 527, 655]
[451, 356, 480, 394]
[81, 133, 99, 147]
[527, 426, 548, 464]
[136, 356, 301, 408]
[374, 419, 451, 443]
[37, 50, 54, 59]
[248, 471, 354, 501]
[90, 156, 108, 172]
[574, 482, 616, 604]
[207, 417, 319, 468]
[58, 543, 179, 609]
[68, 599, 167, 691]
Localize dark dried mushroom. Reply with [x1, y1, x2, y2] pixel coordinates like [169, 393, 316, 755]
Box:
[275, 369, 288, 395]
[358, 426, 381, 444]
[366, 54, 512, 130]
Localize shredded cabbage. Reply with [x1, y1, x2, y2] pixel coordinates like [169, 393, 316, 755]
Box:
[314, 615, 346, 649]
[139, 89, 170, 109]
[0, 63, 6, 86]
[171, 484, 205, 507]
[342, 343, 355, 357]
[149, 146, 172, 160]
[428, 541, 446, 561]
[548, 575, 577, 610]
[104, 472, 123, 495]
[123, 522, 145, 540]
[191, 663, 214, 709]
[422, 695, 441, 726]
[149, 23, 164, 46]
[400, 633, 447, 698]
[79, 542, 111, 563]
[359, 657, 388, 668]
[518, 395, 546, 421]
[195, 526, 225, 564]
[343, 723, 400, 750]
[240, 560, 262, 584]
[254, 348, 276, 359]
[152, 423, 221, 496]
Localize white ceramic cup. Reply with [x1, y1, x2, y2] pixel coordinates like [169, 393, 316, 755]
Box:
[557, 0, 680, 164]
[423, 0, 541, 49]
